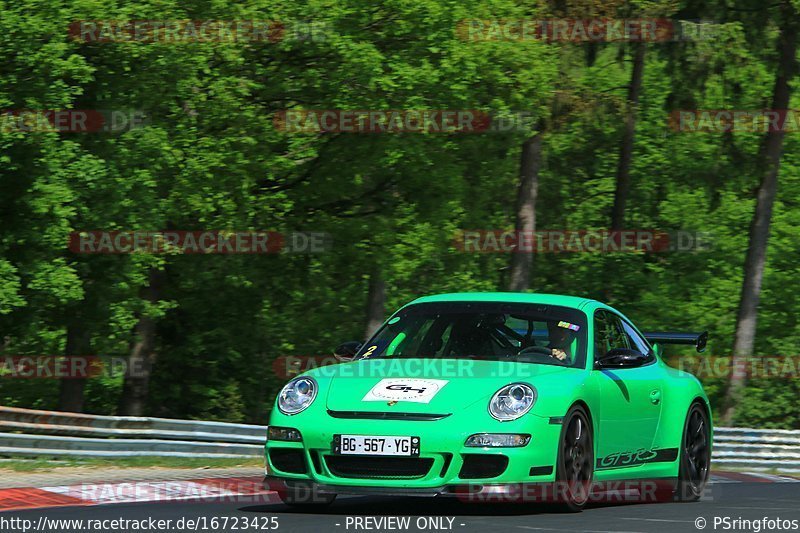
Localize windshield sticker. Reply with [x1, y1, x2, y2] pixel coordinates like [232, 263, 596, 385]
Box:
[558, 321, 580, 332]
[362, 378, 449, 404]
[361, 345, 378, 358]
[358, 339, 388, 358]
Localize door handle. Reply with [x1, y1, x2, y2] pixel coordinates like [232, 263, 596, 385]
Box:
[650, 389, 662, 405]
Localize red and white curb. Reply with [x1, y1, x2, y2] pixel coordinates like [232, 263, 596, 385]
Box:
[0, 476, 279, 512]
[0, 471, 796, 513]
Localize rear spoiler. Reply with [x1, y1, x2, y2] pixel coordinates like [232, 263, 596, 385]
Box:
[642, 331, 708, 353]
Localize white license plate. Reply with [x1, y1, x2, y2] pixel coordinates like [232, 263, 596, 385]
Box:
[333, 435, 420, 456]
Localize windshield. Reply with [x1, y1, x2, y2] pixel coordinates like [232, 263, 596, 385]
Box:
[356, 301, 587, 368]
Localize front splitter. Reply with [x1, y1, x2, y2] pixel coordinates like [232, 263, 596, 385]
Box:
[264, 475, 678, 503]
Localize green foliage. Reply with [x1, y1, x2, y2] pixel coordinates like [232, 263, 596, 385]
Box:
[0, 0, 798, 428]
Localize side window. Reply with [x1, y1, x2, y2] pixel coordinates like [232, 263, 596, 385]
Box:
[594, 310, 629, 356]
[595, 310, 656, 366]
[620, 320, 653, 360]
[593, 312, 608, 356]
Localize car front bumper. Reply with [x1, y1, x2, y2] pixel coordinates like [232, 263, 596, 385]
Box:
[264, 411, 563, 490]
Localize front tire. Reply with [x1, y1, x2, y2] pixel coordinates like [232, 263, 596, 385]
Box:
[675, 403, 711, 502]
[553, 405, 594, 512]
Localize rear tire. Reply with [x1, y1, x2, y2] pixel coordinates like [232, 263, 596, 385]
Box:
[675, 403, 711, 502]
[553, 405, 594, 512]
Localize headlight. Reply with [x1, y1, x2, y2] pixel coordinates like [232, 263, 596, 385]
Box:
[277, 377, 318, 415]
[488, 383, 536, 421]
[465, 433, 530, 447]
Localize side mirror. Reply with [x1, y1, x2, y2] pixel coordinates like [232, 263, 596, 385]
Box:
[333, 341, 362, 362]
[596, 348, 647, 369]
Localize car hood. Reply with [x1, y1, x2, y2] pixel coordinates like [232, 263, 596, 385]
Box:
[310, 358, 578, 414]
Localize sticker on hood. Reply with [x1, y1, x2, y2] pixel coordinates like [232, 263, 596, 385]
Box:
[362, 378, 449, 404]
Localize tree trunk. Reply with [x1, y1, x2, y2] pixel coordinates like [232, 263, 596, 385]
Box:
[722, 14, 798, 425]
[507, 133, 543, 292]
[118, 267, 163, 416]
[363, 268, 386, 341]
[57, 322, 90, 412]
[611, 42, 645, 231]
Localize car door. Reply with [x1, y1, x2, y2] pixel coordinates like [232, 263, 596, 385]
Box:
[593, 310, 665, 470]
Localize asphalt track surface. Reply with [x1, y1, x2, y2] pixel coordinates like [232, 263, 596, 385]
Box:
[3, 477, 800, 533]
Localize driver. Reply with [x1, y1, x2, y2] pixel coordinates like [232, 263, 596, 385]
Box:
[546, 321, 577, 362]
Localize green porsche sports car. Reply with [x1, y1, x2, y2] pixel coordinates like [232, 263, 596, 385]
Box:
[264, 293, 711, 511]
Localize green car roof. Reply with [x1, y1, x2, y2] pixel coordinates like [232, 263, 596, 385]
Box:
[408, 292, 598, 309]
